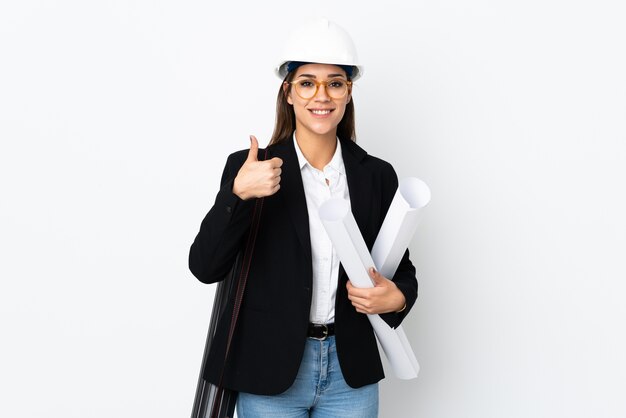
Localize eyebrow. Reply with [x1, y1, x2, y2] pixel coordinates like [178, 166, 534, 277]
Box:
[297, 73, 347, 79]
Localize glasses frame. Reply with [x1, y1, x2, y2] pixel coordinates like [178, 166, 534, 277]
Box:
[286, 78, 353, 100]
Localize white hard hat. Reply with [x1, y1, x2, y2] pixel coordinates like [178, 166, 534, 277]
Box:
[275, 18, 363, 81]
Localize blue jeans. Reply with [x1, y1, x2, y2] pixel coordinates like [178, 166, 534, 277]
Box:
[237, 336, 379, 417]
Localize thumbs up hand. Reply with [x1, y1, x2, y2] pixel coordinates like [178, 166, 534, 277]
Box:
[233, 135, 283, 200]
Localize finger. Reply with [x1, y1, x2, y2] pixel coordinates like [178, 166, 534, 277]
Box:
[270, 176, 281, 187]
[346, 280, 366, 296]
[369, 267, 388, 286]
[347, 285, 372, 298]
[269, 157, 283, 168]
[269, 183, 281, 195]
[346, 280, 358, 293]
[247, 135, 259, 162]
[350, 285, 386, 300]
[368, 267, 379, 280]
[351, 300, 374, 314]
[348, 294, 371, 307]
[352, 304, 367, 314]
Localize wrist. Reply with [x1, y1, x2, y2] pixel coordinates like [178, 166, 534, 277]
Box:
[393, 286, 406, 313]
[232, 179, 249, 200]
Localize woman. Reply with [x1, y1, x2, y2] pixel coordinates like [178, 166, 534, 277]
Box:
[189, 18, 417, 417]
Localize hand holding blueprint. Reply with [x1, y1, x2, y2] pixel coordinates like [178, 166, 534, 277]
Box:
[319, 177, 430, 379]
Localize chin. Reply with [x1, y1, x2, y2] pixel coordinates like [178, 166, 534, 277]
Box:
[309, 122, 341, 136]
[311, 128, 338, 137]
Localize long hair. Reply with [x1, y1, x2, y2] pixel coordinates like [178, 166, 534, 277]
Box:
[269, 71, 356, 145]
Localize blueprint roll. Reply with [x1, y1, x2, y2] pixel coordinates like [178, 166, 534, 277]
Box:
[319, 196, 423, 380]
[371, 177, 431, 279]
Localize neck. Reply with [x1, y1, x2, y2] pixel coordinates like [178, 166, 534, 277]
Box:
[294, 129, 338, 170]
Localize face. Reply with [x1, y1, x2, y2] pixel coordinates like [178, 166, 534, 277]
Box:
[284, 63, 352, 139]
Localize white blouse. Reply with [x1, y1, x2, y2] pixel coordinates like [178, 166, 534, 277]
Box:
[293, 133, 350, 324]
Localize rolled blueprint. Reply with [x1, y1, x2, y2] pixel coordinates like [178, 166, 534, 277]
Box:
[319, 177, 431, 380]
[371, 177, 431, 279]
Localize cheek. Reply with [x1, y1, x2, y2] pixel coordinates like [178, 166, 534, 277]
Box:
[292, 103, 310, 121]
[334, 102, 349, 119]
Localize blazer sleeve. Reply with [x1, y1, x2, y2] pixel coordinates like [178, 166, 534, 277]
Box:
[188, 150, 256, 284]
[377, 163, 419, 329]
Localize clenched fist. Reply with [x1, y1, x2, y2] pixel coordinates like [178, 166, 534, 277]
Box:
[233, 135, 283, 200]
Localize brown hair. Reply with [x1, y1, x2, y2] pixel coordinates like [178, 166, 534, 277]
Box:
[269, 71, 356, 145]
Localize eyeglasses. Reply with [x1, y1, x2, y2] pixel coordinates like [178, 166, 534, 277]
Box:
[287, 78, 352, 100]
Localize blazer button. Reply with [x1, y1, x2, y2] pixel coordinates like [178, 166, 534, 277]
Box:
[225, 205, 232, 213]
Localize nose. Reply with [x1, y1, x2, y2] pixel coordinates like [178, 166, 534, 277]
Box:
[313, 83, 331, 101]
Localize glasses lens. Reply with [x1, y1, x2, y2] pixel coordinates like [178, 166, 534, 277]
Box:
[294, 79, 317, 99]
[326, 79, 348, 99]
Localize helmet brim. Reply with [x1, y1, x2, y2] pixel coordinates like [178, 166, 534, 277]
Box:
[275, 61, 363, 81]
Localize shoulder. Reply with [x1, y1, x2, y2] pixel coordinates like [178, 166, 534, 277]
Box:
[218, 149, 248, 180]
[341, 138, 397, 179]
[225, 149, 250, 165]
[223, 146, 268, 170]
[364, 153, 396, 174]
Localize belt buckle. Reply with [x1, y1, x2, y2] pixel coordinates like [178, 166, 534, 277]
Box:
[311, 324, 328, 341]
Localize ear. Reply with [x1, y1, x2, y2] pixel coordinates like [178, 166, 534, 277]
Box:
[283, 82, 293, 105]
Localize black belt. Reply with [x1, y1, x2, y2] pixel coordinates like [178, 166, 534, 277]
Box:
[307, 323, 335, 340]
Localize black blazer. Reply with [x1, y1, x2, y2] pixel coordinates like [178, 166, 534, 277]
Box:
[189, 137, 418, 395]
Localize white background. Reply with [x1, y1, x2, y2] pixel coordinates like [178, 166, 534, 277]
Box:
[1, 1, 625, 417]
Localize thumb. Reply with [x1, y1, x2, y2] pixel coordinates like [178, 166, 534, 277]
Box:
[246, 135, 259, 162]
[369, 267, 385, 286]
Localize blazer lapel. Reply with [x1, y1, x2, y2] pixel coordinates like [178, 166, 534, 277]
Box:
[268, 139, 312, 266]
[341, 138, 374, 247]
[267, 138, 372, 274]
